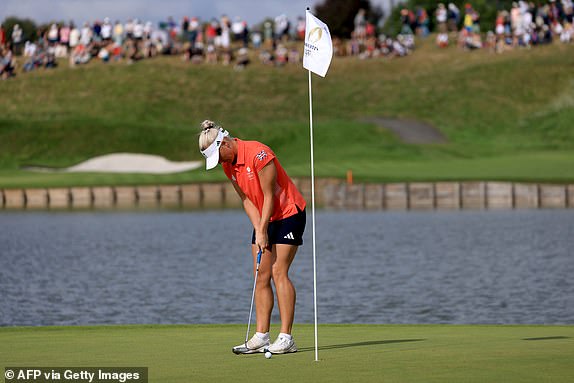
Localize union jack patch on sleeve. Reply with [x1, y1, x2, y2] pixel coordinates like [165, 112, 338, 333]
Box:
[256, 150, 268, 161]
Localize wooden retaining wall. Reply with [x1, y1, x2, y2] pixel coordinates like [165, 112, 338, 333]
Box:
[0, 180, 572, 211]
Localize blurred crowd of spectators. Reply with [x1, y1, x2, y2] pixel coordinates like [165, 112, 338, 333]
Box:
[335, 8, 415, 59]
[0, 8, 418, 79]
[398, 0, 573, 52]
[1, 0, 572, 79]
[0, 14, 309, 78]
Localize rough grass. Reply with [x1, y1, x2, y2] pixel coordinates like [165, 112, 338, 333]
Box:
[1, 39, 573, 187]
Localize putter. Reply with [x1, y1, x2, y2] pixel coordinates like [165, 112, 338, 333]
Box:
[232, 249, 263, 354]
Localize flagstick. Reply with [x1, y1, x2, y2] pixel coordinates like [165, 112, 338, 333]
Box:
[308, 69, 319, 362]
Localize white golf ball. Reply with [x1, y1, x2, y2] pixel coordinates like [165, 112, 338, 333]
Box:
[264, 351, 272, 359]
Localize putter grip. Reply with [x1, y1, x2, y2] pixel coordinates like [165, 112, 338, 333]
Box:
[256, 249, 262, 265]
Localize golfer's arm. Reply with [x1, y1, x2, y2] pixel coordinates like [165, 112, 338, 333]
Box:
[257, 161, 276, 234]
[231, 180, 260, 229]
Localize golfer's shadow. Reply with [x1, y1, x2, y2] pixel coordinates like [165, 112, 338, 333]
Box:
[298, 338, 425, 353]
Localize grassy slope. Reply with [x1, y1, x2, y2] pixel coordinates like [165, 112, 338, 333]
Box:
[1, 39, 574, 187]
[1, 324, 573, 383]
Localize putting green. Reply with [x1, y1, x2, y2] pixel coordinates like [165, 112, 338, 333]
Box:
[1, 324, 573, 382]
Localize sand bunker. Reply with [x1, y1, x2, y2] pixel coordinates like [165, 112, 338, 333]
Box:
[26, 153, 202, 174]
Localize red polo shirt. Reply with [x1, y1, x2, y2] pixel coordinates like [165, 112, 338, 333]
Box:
[222, 138, 306, 222]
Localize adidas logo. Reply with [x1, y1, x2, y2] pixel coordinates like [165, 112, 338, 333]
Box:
[283, 232, 295, 240]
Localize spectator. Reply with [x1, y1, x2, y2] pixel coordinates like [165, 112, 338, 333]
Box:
[69, 23, 80, 50]
[80, 22, 92, 46]
[112, 43, 122, 61]
[565, 1, 574, 23]
[150, 27, 169, 54]
[400, 9, 413, 34]
[392, 36, 408, 56]
[12, 24, 23, 55]
[348, 33, 361, 55]
[416, 7, 430, 37]
[274, 14, 290, 43]
[495, 11, 506, 48]
[436, 3, 448, 33]
[561, 21, 573, 42]
[251, 28, 262, 49]
[189, 43, 204, 64]
[436, 3, 449, 47]
[296, 16, 305, 41]
[45, 44, 58, 68]
[220, 15, 231, 53]
[521, 2, 534, 40]
[47, 24, 59, 45]
[206, 19, 217, 46]
[189, 17, 200, 48]
[97, 45, 110, 62]
[241, 21, 249, 48]
[60, 23, 71, 47]
[92, 20, 101, 43]
[133, 19, 144, 42]
[144, 21, 153, 40]
[113, 21, 124, 46]
[259, 49, 274, 65]
[1, 44, 16, 78]
[485, 30, 496, 52]
[69, 43, 90, 67]
[125, 19, 134, 40]
[101, 18, 112, 42]
[447, 3, 461, 32]
[232, 16, 244, 42]
[275, 43, 288, 66]
[354, 9, 367, 40]
[549, 0, 560, 23]
[0, 24, 6, 47]
[436, 31, 449, 47]
[460, 3, 479, 49]
[234, 47, 249, 70]
[263, 21, 273, 49]
[288, 47, 300, 63]
[24, 40, 36, 57]
[366, 21, 375, 38]
[22, 41, 40, 72]
[511, 2, 523, 46]
[205, 43, 217, 63]
[181, 16, 190, 42]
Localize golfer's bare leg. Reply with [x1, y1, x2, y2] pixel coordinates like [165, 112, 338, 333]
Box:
[271, 244, 298, 334]
[253, 245, 274, 333]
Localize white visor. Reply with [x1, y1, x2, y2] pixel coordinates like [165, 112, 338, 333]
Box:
[201, 128, 229, 170]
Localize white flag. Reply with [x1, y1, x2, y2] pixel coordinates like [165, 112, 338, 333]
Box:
[303, 10, 333, 77]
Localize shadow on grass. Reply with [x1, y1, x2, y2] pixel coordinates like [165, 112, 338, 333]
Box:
[522, 336, 571, 341]
[298, 339, 425, 353]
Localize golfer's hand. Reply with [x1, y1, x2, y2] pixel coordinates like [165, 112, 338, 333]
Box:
[255, 230, 269, 251]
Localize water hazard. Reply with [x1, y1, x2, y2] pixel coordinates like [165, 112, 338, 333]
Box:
[1, 210, 572, 326]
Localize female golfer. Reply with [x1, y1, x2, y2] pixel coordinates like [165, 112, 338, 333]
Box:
[199, 120, 306, 354]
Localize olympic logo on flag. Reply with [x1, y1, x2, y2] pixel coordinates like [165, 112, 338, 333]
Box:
[308, 27, 323, 44]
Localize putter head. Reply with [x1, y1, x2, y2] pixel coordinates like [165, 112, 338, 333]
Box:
[232, 346, 248, 354]
[232, 344, 260, 354]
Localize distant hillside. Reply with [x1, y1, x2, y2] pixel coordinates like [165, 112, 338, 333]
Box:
[1, 39, 573, 187]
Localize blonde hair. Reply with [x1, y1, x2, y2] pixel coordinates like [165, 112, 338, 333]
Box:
[198, 120, 224, 151]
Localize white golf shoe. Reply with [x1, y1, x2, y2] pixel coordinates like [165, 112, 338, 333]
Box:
[232, 334, 270, 354]
[267, 334, 298, 354]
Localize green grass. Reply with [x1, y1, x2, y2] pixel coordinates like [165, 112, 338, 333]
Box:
[1, 39, 574, 187]
[1, 324, 573, 382]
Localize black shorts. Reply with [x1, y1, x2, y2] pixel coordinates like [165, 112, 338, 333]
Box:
[252, 208, 306, 247]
